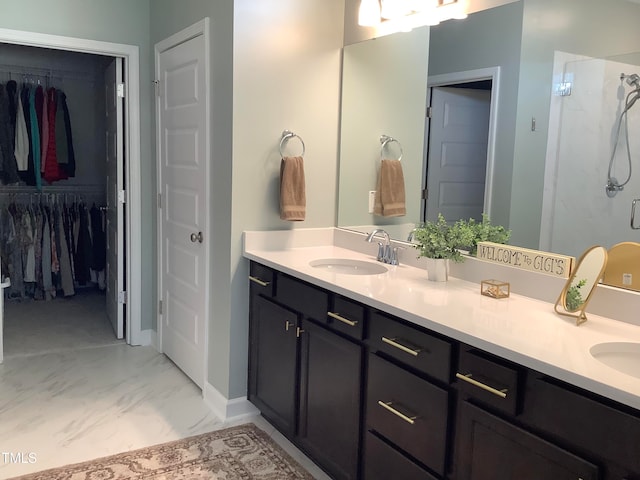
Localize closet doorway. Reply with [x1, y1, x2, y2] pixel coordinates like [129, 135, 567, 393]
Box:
[0, 28, 142, 362]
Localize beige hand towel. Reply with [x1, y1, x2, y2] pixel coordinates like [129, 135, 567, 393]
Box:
[280, 156, 306, 221]
[374, 159, 406, 217]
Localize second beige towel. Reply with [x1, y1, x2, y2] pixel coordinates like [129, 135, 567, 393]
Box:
[374, 159, 406, 217]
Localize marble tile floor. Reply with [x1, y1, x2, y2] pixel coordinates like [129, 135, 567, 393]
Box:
[1, 291, 330, 478]
[3, 289, 122, 358]
[0, 344, 330, 479]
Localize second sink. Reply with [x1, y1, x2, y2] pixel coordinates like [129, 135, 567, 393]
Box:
[309, 258, 388, 275]
[590, 342, 640, 379]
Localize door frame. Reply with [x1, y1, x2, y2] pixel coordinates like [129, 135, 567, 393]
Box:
[425, 67, 500, 221]
[0, 27, 142, 345]
[154, 18, 211, 387]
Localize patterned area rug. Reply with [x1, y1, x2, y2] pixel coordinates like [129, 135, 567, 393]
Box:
[9, 423, 314, 479]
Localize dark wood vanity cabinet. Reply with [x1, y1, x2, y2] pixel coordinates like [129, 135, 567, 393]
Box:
[248, 292, 298, 436]
[298, 318, 362, 480]
[247, 261, 640, 480]
[248, 264, 362, 480]
[455, 401, 599, 480]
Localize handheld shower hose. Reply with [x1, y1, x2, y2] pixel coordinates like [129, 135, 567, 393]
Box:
[606, 74, 640, 197]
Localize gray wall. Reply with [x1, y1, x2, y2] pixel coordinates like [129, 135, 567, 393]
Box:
[510, 0, 640, 248]
[230, 0, 344, 398]
[0, 0, 154, 330]
[428, 1, 524, 228]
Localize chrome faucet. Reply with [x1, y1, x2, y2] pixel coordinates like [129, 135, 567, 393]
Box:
[366, 229, 392, 264]
[407, 228, 417, 242]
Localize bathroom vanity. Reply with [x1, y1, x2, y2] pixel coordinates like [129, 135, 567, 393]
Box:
[244, 230, 640, 480]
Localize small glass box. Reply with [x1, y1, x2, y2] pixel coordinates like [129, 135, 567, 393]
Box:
[481, 279, 510, 299]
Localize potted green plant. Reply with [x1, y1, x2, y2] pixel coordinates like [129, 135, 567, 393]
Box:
[414, 213, 510, 281]
[451, 213, 511, 256]
[413, 214, 475, 281]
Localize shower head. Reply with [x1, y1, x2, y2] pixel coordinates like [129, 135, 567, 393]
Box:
[624, 73, 640, 88]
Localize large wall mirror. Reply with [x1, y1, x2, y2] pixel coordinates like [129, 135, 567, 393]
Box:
[337, 0, 640, 258]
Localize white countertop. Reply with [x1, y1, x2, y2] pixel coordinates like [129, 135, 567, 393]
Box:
[243, 230, 640, 411]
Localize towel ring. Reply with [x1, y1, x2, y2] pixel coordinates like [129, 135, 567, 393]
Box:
[380, 135, 403, 161]
[279, 130, 306, 158]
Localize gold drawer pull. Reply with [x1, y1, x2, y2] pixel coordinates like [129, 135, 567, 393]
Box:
[381, 336, 422, 357]
[249, 276, 270, 287]
[377, 401, 417, 425]
[456, 373, 508, 399]
[328, 311, 358, 327]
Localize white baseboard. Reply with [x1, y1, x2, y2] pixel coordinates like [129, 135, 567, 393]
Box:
[203, 382, 259, 422]
[138, 329, 157, 349]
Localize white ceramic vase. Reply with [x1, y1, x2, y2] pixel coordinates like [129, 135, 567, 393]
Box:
[426, 258, 449, 282]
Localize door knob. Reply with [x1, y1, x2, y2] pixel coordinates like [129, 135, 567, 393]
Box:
[190, 231, 203, 243]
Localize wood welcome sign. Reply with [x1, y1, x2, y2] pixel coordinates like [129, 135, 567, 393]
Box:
[476, 242, 574, 279]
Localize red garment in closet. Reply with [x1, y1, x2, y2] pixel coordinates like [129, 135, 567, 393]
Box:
[43, 88, 66, 182]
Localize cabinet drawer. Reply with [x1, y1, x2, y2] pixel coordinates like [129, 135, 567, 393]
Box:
[249, 262, 275, 297]
[326, 295, 365, 340]
[456, 347, 521, 416]
[368, 311, 452, 383]
[367, 354, 449, 475]
[276, 274, 328, 321]
[364, 431, 438, 480]
[525, 374, 640, 473]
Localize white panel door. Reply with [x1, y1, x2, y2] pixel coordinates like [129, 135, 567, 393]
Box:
[158, 33, 208, 388]
[426, 87, 491, 223]
[105, 58, 124, 339]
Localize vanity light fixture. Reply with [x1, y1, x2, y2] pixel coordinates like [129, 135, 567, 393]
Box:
[358, 0, 468, 30]
[358, 0, 382, 26]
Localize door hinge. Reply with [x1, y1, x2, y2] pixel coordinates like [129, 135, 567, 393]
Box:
[159, 300, 163, 314]
[422, 188, 428, 200]
[117, 83, 125, 98]
[426, 106, 432, 118]
[118, 190, 127, 204]
[118, 291, 127, 304]
[153, 79, 160, 97]
[157, 193, 162, 209]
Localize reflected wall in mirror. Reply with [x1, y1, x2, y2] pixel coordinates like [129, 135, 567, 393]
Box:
[554, 245, 608, 325]
[338, 26, 429, 241]
[337, 0, 640, 258]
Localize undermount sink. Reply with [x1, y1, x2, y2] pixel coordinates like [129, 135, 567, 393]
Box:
[590, 342, 640, 379]
[309, 258, 388, 275]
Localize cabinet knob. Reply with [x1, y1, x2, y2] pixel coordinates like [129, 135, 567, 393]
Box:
[190, 231, 203, 243]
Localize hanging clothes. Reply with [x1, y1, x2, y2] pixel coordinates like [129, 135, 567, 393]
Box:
[0, 84, 20, 184]
[43, 88, 60, 183]
[14, 85, 29, 173]
[29, 86, 42, 190]
[56, 91, 75, 178]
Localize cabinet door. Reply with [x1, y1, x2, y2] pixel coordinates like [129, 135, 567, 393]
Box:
[248, 295, 298, 436]
[298, 318, 362, 480]
[456, 401, 599, 480]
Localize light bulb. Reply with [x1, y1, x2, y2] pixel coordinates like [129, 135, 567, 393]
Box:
[358, 0, 381, 26]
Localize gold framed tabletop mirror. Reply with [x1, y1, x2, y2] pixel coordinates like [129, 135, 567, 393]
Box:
[554, 246, 608, 326]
